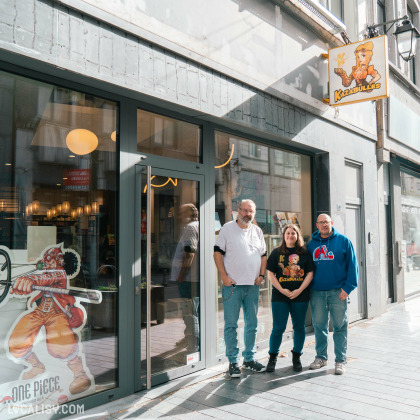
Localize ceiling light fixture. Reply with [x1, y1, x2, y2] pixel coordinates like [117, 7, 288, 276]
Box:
[66, 129, 98, 155]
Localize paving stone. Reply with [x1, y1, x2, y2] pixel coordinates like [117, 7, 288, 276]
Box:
[65, 296, 420, 420]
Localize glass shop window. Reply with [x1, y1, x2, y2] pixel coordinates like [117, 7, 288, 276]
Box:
[137, 109, 202, 162]
[0, 70, 118, 414]
[214, 131, 312, 355]
[401, 170, 420, 296]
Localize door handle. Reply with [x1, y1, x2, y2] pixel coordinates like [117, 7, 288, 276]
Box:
[146, 165, 152, 390]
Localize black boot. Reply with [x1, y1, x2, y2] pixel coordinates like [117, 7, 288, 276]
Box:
[266, 353, 278, 373]
[292, 351, 302, 372]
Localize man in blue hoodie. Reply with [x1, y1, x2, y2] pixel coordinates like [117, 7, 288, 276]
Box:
[307, 213, 358, 375]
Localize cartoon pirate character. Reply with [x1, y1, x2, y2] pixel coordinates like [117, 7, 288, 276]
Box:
[8, 245, 91, 395]
[279, 254, 304, 278]
[334, 41, 381, 91]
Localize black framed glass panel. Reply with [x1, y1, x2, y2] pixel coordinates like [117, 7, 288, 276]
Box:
[137, 109, 201, 162]
[0, 70, 118, 416]
[401, 170, 420, 296]
[214, 131, 312, 355]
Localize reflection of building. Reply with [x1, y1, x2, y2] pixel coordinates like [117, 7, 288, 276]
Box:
[1, 0, 420, 415]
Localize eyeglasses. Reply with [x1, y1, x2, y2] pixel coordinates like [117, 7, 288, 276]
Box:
[317, 221, 331, 226]
[239, 208, 254, 214]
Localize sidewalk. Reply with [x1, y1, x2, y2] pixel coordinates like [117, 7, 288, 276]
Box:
[69, 296, 420, 420]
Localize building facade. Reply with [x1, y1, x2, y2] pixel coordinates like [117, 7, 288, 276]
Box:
[0, 0, 418, 416]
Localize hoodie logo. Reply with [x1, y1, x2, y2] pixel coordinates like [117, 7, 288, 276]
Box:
[313, 245, 334, 261]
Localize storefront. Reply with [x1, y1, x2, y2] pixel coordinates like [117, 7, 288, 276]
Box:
[0, 66, 317, 417]
[0, 0, 387, 416]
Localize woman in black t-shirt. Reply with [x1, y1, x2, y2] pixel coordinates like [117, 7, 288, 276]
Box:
[266, 224, 315, 373]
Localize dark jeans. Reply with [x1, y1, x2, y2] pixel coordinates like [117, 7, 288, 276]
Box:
[269, 300, 309, 355]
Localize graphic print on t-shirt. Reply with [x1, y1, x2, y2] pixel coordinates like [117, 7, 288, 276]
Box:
[278, 254, 304, 282]
[267, 248, 315, 302]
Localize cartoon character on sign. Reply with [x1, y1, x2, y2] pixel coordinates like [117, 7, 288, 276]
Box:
[334, 41, 381, 91]
[6, 244, 101, 395]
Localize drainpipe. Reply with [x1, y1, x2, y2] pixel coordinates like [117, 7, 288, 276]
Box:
[376, 99, 390, 163]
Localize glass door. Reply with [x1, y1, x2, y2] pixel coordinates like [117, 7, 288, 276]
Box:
[135, 165, 204, 390]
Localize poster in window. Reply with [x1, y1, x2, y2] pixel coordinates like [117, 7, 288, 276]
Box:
[274, 212, 288, 228]
[286, 212, 301, 228]
[0, 244, 102, 418]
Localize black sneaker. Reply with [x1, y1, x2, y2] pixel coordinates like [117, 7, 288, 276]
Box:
[243, 360, 266, 372]
[228, 362, 241, 378]
[266, 353, 278, 373]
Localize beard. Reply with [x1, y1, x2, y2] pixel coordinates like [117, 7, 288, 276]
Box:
[237, 213, 253, 227]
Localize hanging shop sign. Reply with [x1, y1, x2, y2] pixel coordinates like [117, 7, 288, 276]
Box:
[328, 35, 389, 106]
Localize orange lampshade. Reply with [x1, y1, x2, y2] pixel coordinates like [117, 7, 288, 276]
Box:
[66, 129, 98, 155]
[84, 204, 92, 215]
[62, 201, 70, 213]
[111, 131, 117, 142]
[32, 200, 39, 214]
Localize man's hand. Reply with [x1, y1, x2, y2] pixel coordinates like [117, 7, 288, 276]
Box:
[255, 276, 264, 286]
[11, 277, 35, 295]
[222, 275, 236, 287]
[339, 289, 348, 301]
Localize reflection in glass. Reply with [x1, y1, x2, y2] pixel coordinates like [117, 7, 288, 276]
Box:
[401, 171, 420, 296]
[137, 109, 201, 162]
[0, 70, 118, 413]
[214, 131, 312, 355]
[140, 177, 200, 386]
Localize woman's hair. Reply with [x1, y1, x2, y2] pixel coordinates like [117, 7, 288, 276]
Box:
[278, 223, 306, 255]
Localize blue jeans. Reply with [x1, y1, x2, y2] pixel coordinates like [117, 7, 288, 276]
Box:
[178, 282, 200, 349]
[269, 300, 309, 355]
[310, 289, 348, 363]
[222, 285, 259, 363]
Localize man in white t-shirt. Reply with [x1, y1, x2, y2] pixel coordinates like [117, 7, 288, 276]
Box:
[214, 199, 267, 378]
[171, 204, 199, 352]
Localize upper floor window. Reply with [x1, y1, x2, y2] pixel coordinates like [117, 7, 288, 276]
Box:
[377, 0, 386, 35]
[316, 0, 343, 21]
[315, 0, 362, 41]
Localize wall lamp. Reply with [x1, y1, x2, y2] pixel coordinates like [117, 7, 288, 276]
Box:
[231, 158, 243, 175]
[367, 15, 420, 61]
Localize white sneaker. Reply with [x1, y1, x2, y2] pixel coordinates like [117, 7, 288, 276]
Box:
[335, 362, 346, 375]
[309, 357, 327, 370]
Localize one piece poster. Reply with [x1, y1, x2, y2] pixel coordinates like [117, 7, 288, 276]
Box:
[0, 244, 102, 418]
